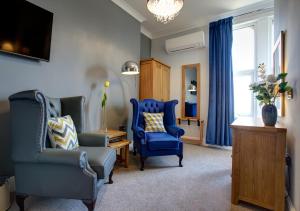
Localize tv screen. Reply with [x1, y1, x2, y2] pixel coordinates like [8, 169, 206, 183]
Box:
[0, 0, 53, 61]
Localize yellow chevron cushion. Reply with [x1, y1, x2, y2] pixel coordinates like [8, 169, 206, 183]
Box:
[143, 112, 166, 132]
[47, 115, 79, 150]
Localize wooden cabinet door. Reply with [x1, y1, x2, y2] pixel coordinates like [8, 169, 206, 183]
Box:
[162, 65, 170, 101]
[153, 61, 163, 101]
[139, 61, 153, 100]
[232, 128, 286, 211]
[238, 131, 276, 208]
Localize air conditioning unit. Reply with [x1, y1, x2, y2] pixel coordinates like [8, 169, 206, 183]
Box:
[165, 31, 205, 54]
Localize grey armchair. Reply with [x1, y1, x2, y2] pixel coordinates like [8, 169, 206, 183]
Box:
[9, 90, 116, 211]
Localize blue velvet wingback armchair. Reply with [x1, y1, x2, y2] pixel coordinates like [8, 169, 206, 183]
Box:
[130, 98, 185, 171]
[9, 90, 116, 211]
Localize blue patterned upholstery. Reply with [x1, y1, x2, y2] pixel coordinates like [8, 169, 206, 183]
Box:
[130, 98, 185, 170]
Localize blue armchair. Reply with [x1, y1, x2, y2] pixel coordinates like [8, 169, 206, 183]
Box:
[130, 98, 185, 171]
[9, 90, 116, 211]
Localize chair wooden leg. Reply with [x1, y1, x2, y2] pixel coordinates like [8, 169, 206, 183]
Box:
[178, 155, 183, 167]
[140, 156, 145, 171]
[16, 195, 27, 211]
[109, 169, 114, 184]
[82, 200, 96, 211]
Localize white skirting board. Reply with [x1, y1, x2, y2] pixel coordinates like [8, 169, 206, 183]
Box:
[286, 195, 296, 211]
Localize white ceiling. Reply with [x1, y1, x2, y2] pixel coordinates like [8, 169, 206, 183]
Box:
[113, 0, 273, 38]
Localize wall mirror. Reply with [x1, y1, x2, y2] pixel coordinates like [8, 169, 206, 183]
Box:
[181, 64, 200, 119]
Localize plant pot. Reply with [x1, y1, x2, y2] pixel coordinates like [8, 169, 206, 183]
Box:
[262, 104, 278, 126]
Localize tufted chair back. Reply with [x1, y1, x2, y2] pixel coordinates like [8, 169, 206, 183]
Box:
[138, 99, 164, 129]
[45, 96, 85, 148]
[130, 98, 178, 131]
[47, 98, 62, 118]
[10, 90, 86, 153]
[45, 98, 62, 147]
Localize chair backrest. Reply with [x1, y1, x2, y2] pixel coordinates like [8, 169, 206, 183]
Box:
[130, 98, 178, 131]
[45, 98, 62, 148]
[9, 90, 85, 162]
[137, 99, 165, 129]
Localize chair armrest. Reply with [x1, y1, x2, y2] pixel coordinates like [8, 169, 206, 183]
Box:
[78, 133, 108, 147]
[36, 149, 88, 169]
[166, 126, 185, 138]
[133, 126, 146, 140]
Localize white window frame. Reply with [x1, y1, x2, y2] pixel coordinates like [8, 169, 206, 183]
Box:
[233, 22, 257, 118]
[233, 15, 274, 118]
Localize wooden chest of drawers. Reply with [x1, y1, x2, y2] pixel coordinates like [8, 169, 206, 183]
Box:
[231, 118, 287, 211]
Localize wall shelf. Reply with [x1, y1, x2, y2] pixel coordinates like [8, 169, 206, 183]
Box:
[177, 118, 204, 145]
[177, 117, 203, 126]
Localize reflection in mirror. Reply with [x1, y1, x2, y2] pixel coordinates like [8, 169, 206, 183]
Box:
[182, 64, 200, 119]
[185, 67, 197, 117]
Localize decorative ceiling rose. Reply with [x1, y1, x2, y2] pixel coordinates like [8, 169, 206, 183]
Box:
[147, 0, 184, 24]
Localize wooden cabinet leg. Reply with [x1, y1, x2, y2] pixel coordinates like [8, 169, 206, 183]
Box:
[125, 145, 129, 168]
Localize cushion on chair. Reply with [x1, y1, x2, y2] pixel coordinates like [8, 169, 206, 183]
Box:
[47, 115, 79, 150]
[80, 146, 116, 179]
[143, 112, 166, 132]
[146, 132, 179, 151]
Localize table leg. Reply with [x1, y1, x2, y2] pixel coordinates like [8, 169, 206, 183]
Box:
[120, 148, 124, 161]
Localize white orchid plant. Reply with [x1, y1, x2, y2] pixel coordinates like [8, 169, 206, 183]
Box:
[249, 63, 292, 106]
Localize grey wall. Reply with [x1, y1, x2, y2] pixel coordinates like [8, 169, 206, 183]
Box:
[140, 33, 151, 59]
[275, 0, 300, 210]
[0, 0, 141, 176]
[151, 27, 209, 139]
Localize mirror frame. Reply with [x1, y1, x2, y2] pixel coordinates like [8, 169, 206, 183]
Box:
[272, 31, 285, 117]
[181, 63, 201, 119]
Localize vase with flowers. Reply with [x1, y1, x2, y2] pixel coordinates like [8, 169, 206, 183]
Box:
[249, 63, 292, 126]
[101, 80, 110, 132]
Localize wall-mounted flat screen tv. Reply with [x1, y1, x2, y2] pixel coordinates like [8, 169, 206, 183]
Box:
[0, 0, 53, 61]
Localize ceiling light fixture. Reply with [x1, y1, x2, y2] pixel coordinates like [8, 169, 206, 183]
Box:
[147, 0, 184, 24]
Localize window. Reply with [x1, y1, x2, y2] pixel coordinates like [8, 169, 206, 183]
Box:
[232, 17, 274, 118]
[232, 25, 256, 117]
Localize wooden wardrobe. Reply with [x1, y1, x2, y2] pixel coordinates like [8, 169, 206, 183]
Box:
[139, 58, 170, 101]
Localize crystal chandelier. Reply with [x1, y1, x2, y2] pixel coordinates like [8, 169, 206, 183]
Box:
[147, 0, 184, 24]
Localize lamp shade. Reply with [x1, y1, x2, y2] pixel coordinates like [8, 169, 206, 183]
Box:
[121, 61, 139, 75]
[187, 84, 196, 92]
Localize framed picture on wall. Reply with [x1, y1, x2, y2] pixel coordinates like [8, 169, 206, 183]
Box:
[272, 31, 285, 117]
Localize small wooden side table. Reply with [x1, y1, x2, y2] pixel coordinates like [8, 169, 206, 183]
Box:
[97, 129, 127, 143]
[109, 140, 131, 168]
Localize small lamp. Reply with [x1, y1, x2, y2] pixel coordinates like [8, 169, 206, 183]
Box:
[121, 61, 139, 75]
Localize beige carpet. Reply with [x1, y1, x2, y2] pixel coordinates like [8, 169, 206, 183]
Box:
[9, 144, 265, 211]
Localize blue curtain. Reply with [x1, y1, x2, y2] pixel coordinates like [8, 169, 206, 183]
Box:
[206, 17, 234, 146]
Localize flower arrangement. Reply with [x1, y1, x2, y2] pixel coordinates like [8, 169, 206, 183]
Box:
[249, 63, 292, 126]
[101, 80, 110, 109]
[249, 63, 291, 106]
